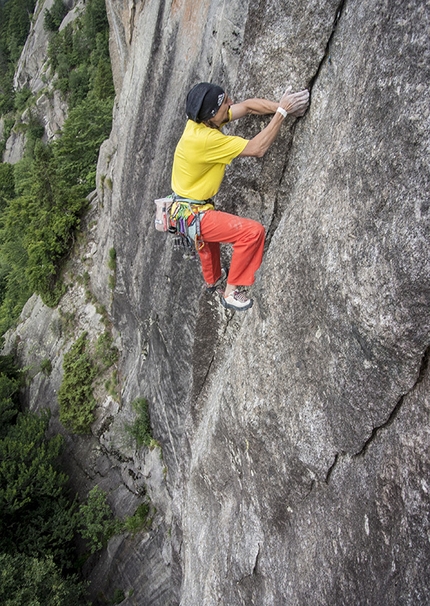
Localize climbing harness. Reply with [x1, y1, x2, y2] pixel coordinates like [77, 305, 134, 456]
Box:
[154, 193, 214, 258]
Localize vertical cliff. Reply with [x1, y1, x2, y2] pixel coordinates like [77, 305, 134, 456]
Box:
[6, 0, 430, 604]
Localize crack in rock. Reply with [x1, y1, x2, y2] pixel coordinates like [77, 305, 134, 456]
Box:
[307, 0, 346, 92]
[266, 0, 346, 247]
[325, 344, 430, 483]
[354, 344, 430, 458]
[325, 452, 340, 484]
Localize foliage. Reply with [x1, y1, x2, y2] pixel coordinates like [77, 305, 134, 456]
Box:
[78, 487, 152, 553]
[47, 0, 114, 108]
[111, 588, 126, 604]
[124, 502, 152, 536]
[1, 0, 36, 63]
[57, 332, 97, 434]
[0, 410, 78, 568]
[0, 162, 14, 211]
[0, 357, 89, 601]
[108, 273, 116, 290]
[95, 331, 119, 369]
[0, 115, 14, 158]
[40, 358, 52, 375]
[0, 0, 37, 113]
[58, 327, 120, 434]
[54, 96, 113, 188]
[0, 354, 21, 436]
[44, 0, 69, 33]
[78, 486, 122, 554]
[0, 354, 83, 594]
[126, 398, 153, 448]
[0, 142, 88, 311]
[0, 355, 133, 600]
[0, 353, 152, 600]
[22, 112, 45, 159]
[0, 0, 115, 337]
[108, 247, 116, 271]
[0, 553, 88, 605]
[13, 85, 32, 112]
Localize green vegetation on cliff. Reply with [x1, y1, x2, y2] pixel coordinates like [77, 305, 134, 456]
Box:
[0, 0, 37, 115]
[0, 354, 152, 602]
[58, 332, 97, 433]
[0, 355, 88, 604]
[47, 0, 114, 108]
[0, 0, 114, 336]
[58, 330, 119, 434]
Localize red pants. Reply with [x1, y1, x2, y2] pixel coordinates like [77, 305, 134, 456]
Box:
[198, 210, 265, 286]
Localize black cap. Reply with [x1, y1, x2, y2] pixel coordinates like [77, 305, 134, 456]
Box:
[186, 82, 225, 123]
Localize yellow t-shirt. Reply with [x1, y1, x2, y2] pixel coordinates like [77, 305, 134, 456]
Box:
[171, 113, 248, 200]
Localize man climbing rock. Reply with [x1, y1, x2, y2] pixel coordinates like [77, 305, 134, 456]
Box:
[171, 82, 309, 311]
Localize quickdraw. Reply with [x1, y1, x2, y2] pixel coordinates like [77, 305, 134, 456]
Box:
[169, 195, 214, 256]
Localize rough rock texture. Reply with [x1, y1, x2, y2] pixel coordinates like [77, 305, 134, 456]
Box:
[105, 0, 136, 93]
[14, 0, 55, 94]
[5, 0, 430, 604]
[13, 0, 76, 93]
[2, 89, 67, 164]
[2, 129, 26, 164]
[36, 89, 68, 142]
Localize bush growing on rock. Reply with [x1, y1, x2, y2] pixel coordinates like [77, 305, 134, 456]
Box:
[58, 332, 97, 434]
[44, 0, 69, 33]
[78, 485, 123, 554]
[126, 398, 154, 448]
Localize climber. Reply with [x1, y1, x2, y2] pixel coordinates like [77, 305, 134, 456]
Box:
[171, 82, 309, 311]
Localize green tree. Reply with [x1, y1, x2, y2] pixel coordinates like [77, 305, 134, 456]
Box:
[0, 163, 14, 211]
[44, 0, 69, 32]
[68, 63, 90, 107]
[54, 96, 113, 189]
[0, 0, 36, 113]
[5, 0, 36, 62]
[0, 410, 77, 567]
[0, 354, 20, 436]
[0, 354, 80, 567]
[82, 0, 109, 42]
[58, 332, 97, 433]
[78, 486, 122, 553]
[0, 0, 114, 334]
[12, 156, 33, 196]
[0, 355, 98, 602]
[0, 143, 88, 309]
[24, 112, 45, 159]
[13, 85, 32, 111]
[126, 398, 153, 448]
[92, 57, 115, 101]
[0, 553, 88, 605]
[0, 187, 32, 332]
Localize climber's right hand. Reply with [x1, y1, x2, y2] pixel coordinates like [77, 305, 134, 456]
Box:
[279, 87, 309, 117]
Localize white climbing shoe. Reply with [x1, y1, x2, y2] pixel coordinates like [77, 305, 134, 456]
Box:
[221, 290, 253, 311]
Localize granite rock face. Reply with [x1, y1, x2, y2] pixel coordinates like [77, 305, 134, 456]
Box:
[13, 0, 55, 94]
[6, 0, 430, 604]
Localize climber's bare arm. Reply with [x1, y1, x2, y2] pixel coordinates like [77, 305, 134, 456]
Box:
[230, 99, 278, 120]
[231, 87, 309, 121]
